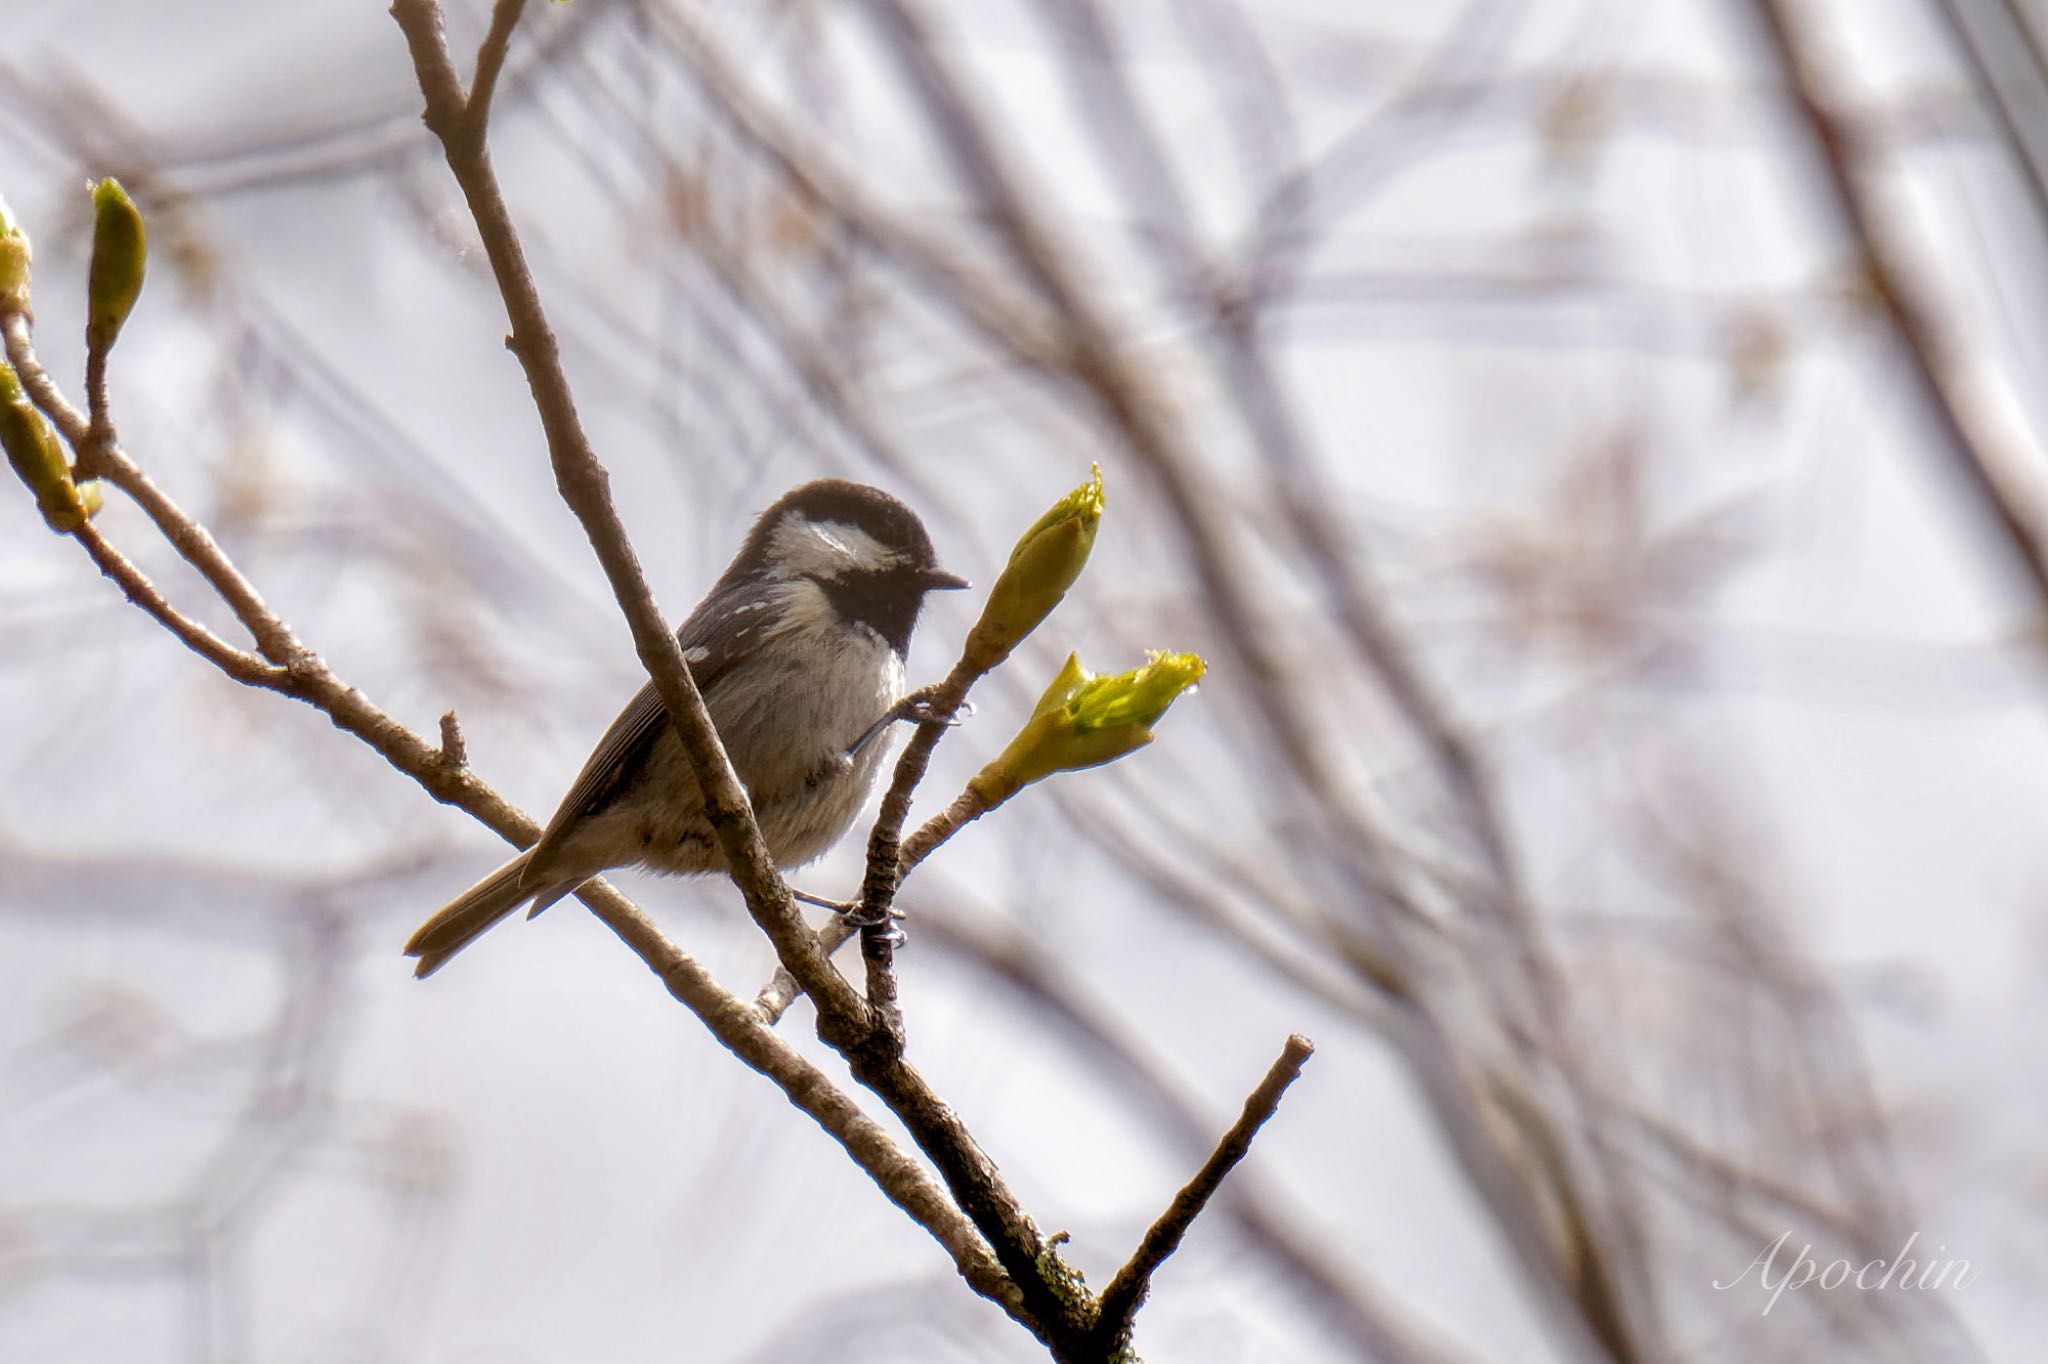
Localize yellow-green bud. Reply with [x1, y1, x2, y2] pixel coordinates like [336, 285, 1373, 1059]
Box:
[0, 193, 29, 315]
[962, 465, 1104, 672]
[87, 177, 146, 353]
[968, 649, 1205, 805]
[1, 362, 90, 532]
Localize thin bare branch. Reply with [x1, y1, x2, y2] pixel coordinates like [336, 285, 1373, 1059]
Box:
[1091, 1034, 1315, 1345]
[913, 897, 1465, 1364]
[853, 666, 972, 1036]
[467, 0, 526, 136]
[67, 521, 285, 688]
[7, 311, 299, 665]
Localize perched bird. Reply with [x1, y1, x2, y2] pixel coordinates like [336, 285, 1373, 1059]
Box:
[405, 479, 967, 977]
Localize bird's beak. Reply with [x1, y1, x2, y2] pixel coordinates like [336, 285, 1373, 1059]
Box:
[921, 567, 971, 591]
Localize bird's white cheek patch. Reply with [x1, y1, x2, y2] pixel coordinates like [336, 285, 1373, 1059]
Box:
[763, 577, 843, 641]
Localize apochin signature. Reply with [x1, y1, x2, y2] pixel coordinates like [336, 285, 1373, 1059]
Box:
[1714, 1231, 1979, 1315]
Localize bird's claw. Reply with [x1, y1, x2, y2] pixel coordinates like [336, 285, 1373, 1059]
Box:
[837, 901, 906, 929]
[863, 921, 907, 949]
[837, 902, 907, 952]
[843, 688, 973, 761]
[795, 890, 908, 946]
[842, 903, 907, 948]
[900, 694, 972, 728]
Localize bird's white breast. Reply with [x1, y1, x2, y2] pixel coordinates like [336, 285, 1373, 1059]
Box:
[711, 578, 905, 866]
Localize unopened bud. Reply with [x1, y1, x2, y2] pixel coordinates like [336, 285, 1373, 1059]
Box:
[87, 178, 146, 353]
[962, 465, 1104, 672]
[1, 362, 90, 532]
[0, 193, 29, 315]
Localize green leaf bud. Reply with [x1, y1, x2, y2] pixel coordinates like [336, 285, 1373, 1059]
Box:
[0, 193, 30, 315]
[961, 465, 1104, 672]
[87, 177, 147, 353]
[1, 361, 90, 532]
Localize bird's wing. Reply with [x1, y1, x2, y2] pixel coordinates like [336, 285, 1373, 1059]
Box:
[520, 584, 772, 885]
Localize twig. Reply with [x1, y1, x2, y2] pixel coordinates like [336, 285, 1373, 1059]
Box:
[466, 0, 525, 134]
[853, 664, 974, 1036]
[436, 710, 467, 768]
[757, 932, 848, 1023]
[2, 317, 87, 428]
[911, 894, 1463, 1364]
[754, 746, 990, 1025]
[1091, 1034, 1314, 1344]
[7, 312, 300, 666]
[84, 332, 112, 438]
[67, 521, 287, 688]
[897, 782, 990, 868]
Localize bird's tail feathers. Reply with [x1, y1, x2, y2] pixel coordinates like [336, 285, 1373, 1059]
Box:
[524, 882, 579, 920]
[405, 851, 570, 979]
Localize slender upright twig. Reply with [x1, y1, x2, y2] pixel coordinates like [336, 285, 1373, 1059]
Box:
[1089, 1035, 1314, 1348]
